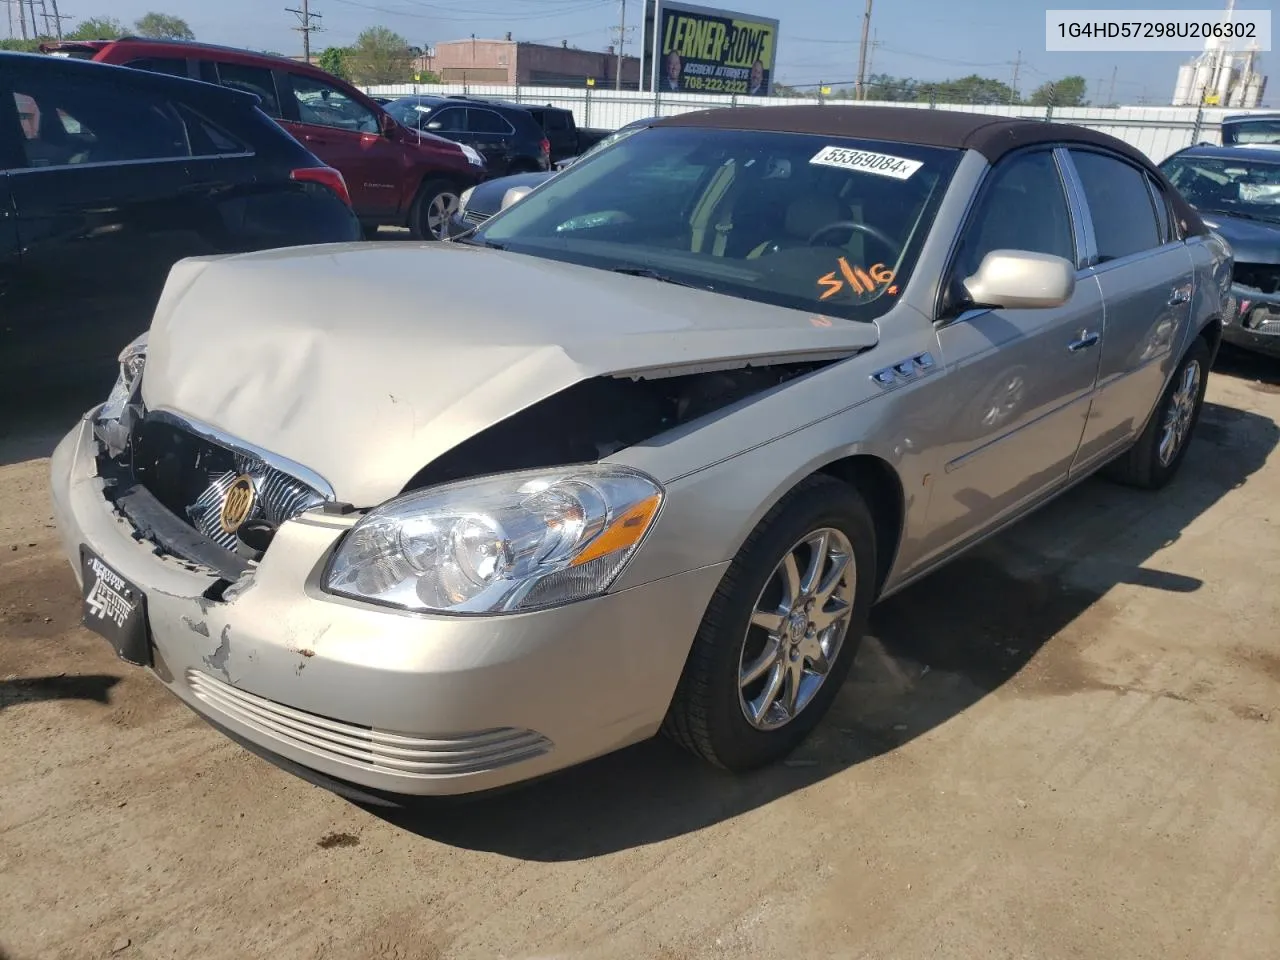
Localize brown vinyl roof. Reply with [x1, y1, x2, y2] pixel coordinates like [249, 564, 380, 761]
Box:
[656, 105, 1206, 236]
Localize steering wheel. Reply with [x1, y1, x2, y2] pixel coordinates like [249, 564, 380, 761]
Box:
[808, 220, 902, 258]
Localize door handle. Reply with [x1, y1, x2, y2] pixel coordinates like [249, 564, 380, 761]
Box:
[1068, 332, 1100, 352]
[1168, 287, 1191, 305]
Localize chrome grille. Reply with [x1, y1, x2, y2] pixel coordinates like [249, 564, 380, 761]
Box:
[187, 452, 326, 551]
[186, 670, 553, 776]
[462, 209, 490, 225]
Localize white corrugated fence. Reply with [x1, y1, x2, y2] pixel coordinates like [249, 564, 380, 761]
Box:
[362, 83, 1277, 163]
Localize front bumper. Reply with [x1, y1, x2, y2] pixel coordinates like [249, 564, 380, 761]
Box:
[50, 413, 727, 796]
[1223, 285, 1280, 358]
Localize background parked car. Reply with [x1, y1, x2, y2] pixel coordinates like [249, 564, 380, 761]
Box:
[0, 51, 361, 401]
[1220, 112, 1280, 146]
[519, 101, 611, 164]
[447, 116, 660, 236]
[1161, 143, 1280, 358]
[39, 37, 486, 239]
[381, 94, 551, 176]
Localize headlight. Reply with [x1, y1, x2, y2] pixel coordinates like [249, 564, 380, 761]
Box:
[98, 333, 148, 422]
[458, 143, 484, 167]
[324, 465, 663, 614]
[457, 186, 475, 212]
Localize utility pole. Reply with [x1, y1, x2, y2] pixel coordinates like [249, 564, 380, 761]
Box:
[615, 0, 625, 90]
[48, 0, 65, 39]
[1009, 49, 1022, 103]
[1106, 64, 1117, 106]
[855, 0, 873, 100]
[285, 0, 323, 64]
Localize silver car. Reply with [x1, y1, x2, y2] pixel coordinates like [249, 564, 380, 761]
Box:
[50, 106, 1232, 800]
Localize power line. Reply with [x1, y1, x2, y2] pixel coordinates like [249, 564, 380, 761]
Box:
[285, 0, 323, 63]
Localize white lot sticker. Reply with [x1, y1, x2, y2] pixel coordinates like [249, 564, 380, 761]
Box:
[810, 146, 923, 180]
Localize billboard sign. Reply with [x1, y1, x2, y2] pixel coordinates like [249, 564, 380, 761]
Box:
[643, 1, 779, 96]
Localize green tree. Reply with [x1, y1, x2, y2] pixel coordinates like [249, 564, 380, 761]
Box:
[318, 46, 352, 81]
[0, 38, 45, 51]
[1028, 75, 1088, 107]
[917, 74, 1020, 106]
[863, 73, 919, 102]
[346, 26, 414, 85]
[133, 12, 195, 41]
[66, 16, 128, 40]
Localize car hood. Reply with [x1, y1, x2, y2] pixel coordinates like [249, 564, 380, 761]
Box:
[467, 171, 554, 216]
[1200, 212, 1280, 265]
[140, 243, 878, 506]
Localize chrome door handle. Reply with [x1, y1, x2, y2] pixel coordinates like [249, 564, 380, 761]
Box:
[1068, 332, 1100, 352]
[1168, 288, 1191, 305]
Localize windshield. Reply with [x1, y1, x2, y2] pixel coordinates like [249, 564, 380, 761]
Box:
[384, 98, 440, 129]
[581, 120, 652, 159]
[1222, 118, 1280, 146]
[1160, 153, 1280, 223]
[473, 126, 960, 322]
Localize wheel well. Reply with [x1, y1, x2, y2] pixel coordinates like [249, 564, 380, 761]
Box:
[404, 176, 460, 225]
[816, 455, 904, 597]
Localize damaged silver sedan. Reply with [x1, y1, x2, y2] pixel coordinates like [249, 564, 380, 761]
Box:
[51, 106, 1232, 799]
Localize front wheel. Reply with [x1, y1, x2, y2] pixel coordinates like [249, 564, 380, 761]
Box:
[662, 475, 877, 771]
[1104, 336, 1211, 489]
[408, 180, 461, 241]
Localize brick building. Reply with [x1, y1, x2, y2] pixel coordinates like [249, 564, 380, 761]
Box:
[427, 37, 641, 87]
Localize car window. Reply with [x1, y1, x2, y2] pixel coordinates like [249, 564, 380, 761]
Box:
[1147, 174, 1174, 242]
[1160, 153, 1280, 224]
[214, 62, 281, 118]
[954, 150, 1076, 281]
[542, 111, 572, 132]
[175, 104, 249, 157]
[476, 126, 960, 323]
[125, 57, 189, 78]
[467, 109, 512, 135]
[427, 107, 465, 133]
[1222, 119, 1280, 146]
[10, 80, 188, 168]
[290, 73, 378, 134]
[1068, 149, 1160, 262]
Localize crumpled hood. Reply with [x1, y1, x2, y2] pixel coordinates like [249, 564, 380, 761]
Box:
[141, 243, 878, 506]
[1201, 213, 1280, 265]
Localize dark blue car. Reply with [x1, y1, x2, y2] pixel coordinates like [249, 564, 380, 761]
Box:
[1161, 143, 1280, 358]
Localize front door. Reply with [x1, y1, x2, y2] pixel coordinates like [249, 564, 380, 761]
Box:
[277, 71, 402, 221]
[920, 147, 1102, 562]
[1065, 148, 1196, 471]
[0, 66, 204, 399]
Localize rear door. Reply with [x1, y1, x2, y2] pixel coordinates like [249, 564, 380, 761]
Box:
[460, 107, 516, 175]
[1064, 147, 1196, 473]
[0, 64, 208, 397]
[275, 70, 401, 221]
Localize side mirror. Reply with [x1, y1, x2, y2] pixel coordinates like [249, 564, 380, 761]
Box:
[963, 250, 1075, 311]
[426, 120, 444, 131]
[378, 113, 398, 138]
[501, 185, 534, 210]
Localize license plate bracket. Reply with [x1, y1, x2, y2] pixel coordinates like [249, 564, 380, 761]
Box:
[80, 546, 152, 666]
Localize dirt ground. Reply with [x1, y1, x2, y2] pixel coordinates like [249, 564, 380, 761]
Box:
[2, 350, 1278, 960]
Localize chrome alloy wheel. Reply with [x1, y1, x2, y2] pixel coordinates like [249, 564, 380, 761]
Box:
[738, 528, 856, 731]
[1158, 359, 1202, 467]
[426, 191, 460, 239]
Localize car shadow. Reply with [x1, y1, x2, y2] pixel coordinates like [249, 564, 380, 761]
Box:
[1214, 342, 1280, 390]
[0, 674, 120, 712]
[0, 380, 105, 469]
[362, 398, 1278, 860]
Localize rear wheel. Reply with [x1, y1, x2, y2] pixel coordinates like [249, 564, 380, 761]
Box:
[663, 475, 877, 771]
[408, 180, 461, 241]
[1104, 336, 1211, 489]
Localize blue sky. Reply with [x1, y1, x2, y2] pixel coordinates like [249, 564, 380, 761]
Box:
[47, 0, 1271, 105]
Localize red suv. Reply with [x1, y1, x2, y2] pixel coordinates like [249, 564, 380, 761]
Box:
[40, 37, 487, 239]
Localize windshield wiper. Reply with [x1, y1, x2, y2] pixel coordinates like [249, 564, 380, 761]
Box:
[610, 266, 696, 287]
[1213, 209, 1280, 224]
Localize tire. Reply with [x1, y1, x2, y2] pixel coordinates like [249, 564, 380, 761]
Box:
[1104, 335, 1211, 490]
[662, 475, 877, 771]
[408, 179, 461, 241]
